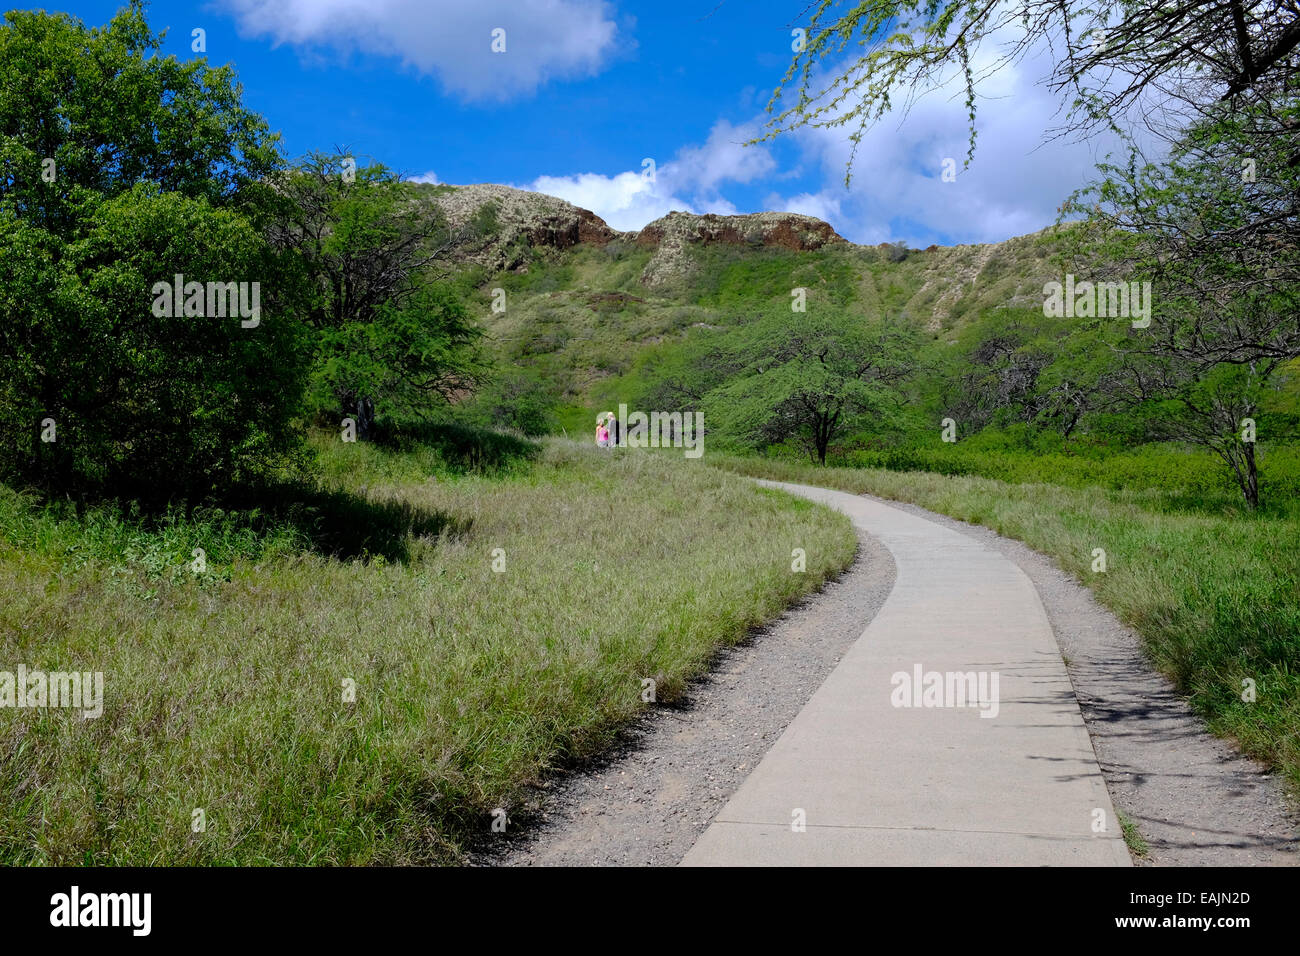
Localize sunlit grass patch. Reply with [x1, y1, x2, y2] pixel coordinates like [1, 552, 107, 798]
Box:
[0, 436, 854, 864]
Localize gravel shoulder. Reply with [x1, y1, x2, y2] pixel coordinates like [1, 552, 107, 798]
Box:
[475, 529, 895, 866]
[881, 496, 1299, 866]
[479, 490, 1298, 867]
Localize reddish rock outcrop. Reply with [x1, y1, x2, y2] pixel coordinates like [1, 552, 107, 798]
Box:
[633, 210, 847, 286]
[634, 210, 845, 251]
[425, 184, 847, 279]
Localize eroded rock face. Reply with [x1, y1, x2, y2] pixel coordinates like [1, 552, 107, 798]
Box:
[425, 183, 621, 271]
[633, 210, 847, 287]
[635, 210, 844, 251]
[424, 184, 847, 281]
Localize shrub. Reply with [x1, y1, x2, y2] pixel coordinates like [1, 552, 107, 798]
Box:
[0, 188, 309, 497]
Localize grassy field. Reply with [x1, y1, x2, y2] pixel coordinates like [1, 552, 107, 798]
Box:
[712, 453, 1300, 795]
[0, 432, 855, 864]
[832, 438, 1300, 510]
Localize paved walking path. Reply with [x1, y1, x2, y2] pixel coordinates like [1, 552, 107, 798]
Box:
[682, 481, 1131, 866]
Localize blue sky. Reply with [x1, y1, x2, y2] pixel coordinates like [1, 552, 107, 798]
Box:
[43, 0, 1126, 245]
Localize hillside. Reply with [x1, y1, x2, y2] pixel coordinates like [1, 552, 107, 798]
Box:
[422, 182, 1063, 423]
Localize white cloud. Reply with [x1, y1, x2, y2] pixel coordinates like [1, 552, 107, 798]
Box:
[519, 32, 1137, 244]
[527, 170, 683, 232]
[670, 121, 775, 193]
[762, 190, 843, 225]
[523, 120, 775, 231]
[410, 170, 440, 184]
[764, 26, 1143, 246]
[218, 0, 621, 100]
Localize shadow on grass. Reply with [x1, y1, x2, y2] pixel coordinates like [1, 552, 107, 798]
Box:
[374, 420, 540, 475]
[226, 482, 474, 563]
[3, 479, 473, 567]
[3, 421, 539, 567]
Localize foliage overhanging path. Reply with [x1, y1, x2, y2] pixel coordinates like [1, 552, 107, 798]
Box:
[683, 479, 1129, 866]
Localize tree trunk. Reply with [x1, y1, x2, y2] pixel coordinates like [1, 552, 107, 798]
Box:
[340, 391, 377, 441]
[1223, 440, 1261, 510]
[1061, 408, 1080, 440]
[814, 413, 831, 465]
[1243, 440, 1259, 509]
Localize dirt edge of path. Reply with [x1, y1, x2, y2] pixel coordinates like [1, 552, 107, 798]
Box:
[879, 495, 1299, 866]
[473, 529, 896, 866]
[478, 489, 1298, 867]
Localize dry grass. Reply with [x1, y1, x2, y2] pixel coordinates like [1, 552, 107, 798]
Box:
[0, 437, 855, 864]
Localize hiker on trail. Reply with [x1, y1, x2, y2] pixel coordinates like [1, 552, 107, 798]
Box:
[596, 415, 610, 448]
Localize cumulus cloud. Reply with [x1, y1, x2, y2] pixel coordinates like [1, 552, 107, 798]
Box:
[410, 170, 440, 184]
[527, 171, 683, 231]
[763, 27, 1139, 246]
[762, 190, 843, 226]
[217, 0, 620, 100]
[670, 121, 776, 194]
[519, 32, 1134, 244]
[523, 120, 775, 231]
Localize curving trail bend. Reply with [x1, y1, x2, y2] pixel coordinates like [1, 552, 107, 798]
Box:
[683, 480, 1131, 866]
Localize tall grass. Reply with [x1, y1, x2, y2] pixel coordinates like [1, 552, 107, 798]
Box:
[712, 454, 1300, 794]
[833, 440, 1300, 511]
[0, 437, 855, 864]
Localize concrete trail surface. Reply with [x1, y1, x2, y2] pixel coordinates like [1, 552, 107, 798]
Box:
[682, 480, 1131, 866]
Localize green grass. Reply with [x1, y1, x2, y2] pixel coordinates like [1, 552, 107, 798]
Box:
[0, 434, 855, 864]
[1117, 809, 1149, 859]
[712, 453, 1300, 795]
[833, 438, 1300, 511]
[689, 245, 860, 308]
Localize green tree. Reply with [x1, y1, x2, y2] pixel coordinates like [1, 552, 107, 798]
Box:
[309, 284, 485, 433]
[703, 312, 918, 464]
[0, 3, 281, 234]
[941, 308, 1126, 439]
[471, 369, 561, 437]
[0, 4, 305, 497]
[3, 188, 306, 494]
[1065, 99, 1300, 507]
[268, 152, 487, 437]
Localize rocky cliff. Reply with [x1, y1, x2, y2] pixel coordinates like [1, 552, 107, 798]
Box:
[633, 210, 847, 286]
[424, 182, 848, 286]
